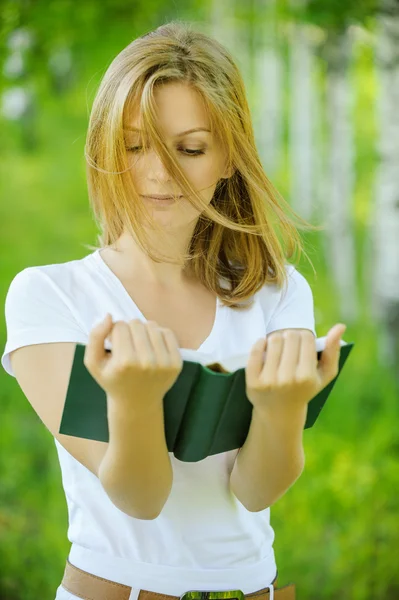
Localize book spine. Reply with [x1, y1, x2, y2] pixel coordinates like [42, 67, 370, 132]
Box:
[172, 365, 235, 462]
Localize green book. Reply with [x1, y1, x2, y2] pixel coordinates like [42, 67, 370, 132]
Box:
[59, 337, 354, 462]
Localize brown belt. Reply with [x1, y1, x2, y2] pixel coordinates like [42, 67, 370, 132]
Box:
[61, 559, 296, 600]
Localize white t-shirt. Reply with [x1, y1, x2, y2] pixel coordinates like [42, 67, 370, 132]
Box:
[1, 249, 316, 598]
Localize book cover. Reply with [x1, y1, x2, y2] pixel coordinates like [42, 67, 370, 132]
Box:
[59, 337, 354, 462]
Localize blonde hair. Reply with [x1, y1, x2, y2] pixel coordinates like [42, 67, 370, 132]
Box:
[84, 19, 323, 309]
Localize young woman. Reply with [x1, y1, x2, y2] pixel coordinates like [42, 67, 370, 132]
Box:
[1, 20, 346, 600]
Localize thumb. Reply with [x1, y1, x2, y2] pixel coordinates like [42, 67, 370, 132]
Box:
[246, 337, 267, 385]
[85, 313, 114, 368]
[317, 323, 346, 386]
[92, 313, 113, 329]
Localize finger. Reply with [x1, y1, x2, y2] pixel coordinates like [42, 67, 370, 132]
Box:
[109, 320, 137, 365]
[297, 330, 318, 379]
[145, 321, 171, 366]
[317, 323, 346, 384]
[162, 328, 183, 367]
[127, 319, 155, 367]
[246, 337, 268, 382]
[261, 332, 284, 383]
[84, 313, 114, 368]
[275, 330, 301, 383]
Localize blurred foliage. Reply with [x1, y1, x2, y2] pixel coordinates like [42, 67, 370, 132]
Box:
[1, 1, 398, 599]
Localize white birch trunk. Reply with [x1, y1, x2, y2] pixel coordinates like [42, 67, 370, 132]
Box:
[253, 0, 284, 176]
[209, 0, 252, 100]
[323, 28, 358, 323]
[369, 0, 399, 371]
[209, 0, 234, 51]
[311, 56, 327, 227]
[288, 8, 316, 221]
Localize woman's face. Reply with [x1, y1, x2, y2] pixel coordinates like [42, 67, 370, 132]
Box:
[123, 81, 230, 223]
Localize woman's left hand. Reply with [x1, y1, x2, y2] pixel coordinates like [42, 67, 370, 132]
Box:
[245, 324, 347, 417]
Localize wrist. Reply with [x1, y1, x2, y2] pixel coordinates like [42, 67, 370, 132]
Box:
[106, 395, 167, 453]
[253, 401, 308, 430]
[107, 393, 164, 422]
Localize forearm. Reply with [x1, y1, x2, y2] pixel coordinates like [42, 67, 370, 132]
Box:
[229, 404, 307, 512]
[99, 396, 172, 519]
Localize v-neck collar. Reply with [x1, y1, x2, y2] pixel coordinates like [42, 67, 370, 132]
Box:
[88, 248, 224, 353]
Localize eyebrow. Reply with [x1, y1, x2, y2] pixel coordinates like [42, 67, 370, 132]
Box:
[123, 126, 211, 136]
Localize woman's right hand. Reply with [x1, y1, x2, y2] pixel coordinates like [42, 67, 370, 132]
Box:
[83, 314, 183, 415]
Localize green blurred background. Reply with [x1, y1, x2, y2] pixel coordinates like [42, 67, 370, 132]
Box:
[1, 1, 398, 599]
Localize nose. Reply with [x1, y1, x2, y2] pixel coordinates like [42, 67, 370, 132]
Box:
[144, 150, 171, 184]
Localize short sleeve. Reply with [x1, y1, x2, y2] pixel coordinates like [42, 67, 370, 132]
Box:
[1, 267, 88, 378]
[265, 266, 316, 337]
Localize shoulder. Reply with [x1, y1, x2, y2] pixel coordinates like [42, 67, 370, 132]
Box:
[6, 265, 54, 303]
[6, 254, 91, 300]
[2, 259, 89, 377]
[258, 264, 316, 336]
[258, 263, 312, 302]
[280, 263, 313, 297]
[3, 255, 92, 332]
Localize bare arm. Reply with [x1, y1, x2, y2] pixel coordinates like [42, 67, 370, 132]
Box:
[231, 325, 345, 512]
[99, 396, 173, 520]
[229, 405, 306, 512]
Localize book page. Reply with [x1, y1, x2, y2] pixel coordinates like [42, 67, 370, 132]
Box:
[180, 336, 349, 373]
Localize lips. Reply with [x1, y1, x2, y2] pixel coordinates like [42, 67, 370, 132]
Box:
[141, 194, 182, 199]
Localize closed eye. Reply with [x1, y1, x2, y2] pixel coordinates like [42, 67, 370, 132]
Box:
[126, 146, 205, 157]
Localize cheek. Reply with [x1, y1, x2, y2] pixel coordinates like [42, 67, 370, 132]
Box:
[185, 156, 221, 185]
[126, 156, 147, 182]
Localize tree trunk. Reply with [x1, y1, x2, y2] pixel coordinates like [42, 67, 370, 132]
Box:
[288, 5, 317, 221]
[323, 28, 358, 323]
[370, 0, 399, 375]
[254, 0, 284, 176]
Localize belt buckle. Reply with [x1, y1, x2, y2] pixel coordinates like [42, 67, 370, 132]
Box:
[180, 591, 245, 600]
